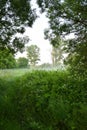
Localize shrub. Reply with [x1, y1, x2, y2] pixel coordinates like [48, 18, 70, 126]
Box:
[0, 70, 87, 130]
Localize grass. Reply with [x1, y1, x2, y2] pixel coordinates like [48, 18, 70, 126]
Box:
[0, 68, 65, 80]
[0, 68, 31, 80]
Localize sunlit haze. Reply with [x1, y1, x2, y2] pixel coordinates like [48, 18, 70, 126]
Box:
[15, 0, 75, 65]
[15, 12, 52, 64]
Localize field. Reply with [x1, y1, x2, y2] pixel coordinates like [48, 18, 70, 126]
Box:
[0, 69, 31, 79]
[0, 67, 65, 79]
[0, 69, 87, 130]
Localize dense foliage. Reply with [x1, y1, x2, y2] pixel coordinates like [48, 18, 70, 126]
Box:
[37, 0, 87, 44]
[17, 57, 29, 68]
[1, 0, 87, 74]
[0, 49, 16, 69]
[27, 45, 40, 67]
[0, 0, 87, 129]
[0, 0, 36, 53]
[37, 0, 87, 75]
[0, 70, 87, 130]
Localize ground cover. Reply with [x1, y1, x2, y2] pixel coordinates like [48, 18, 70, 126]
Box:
[0, 69, 87, 130]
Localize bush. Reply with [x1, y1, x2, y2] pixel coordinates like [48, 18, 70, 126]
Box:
[17, 57, 29, 68]
[0, 70, 87, 130]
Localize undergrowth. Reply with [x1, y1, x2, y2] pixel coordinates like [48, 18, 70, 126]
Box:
[0, 70, 87, 130]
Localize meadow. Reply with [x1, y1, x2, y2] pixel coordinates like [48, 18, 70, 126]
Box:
[0, 69, 87, 130]
[0, 69, 31, 80]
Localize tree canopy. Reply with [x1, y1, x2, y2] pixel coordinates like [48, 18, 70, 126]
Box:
[0, 0, 87, 73]
[26, 45, 40, 66]
[0, 0, 36, 53]
[0, 48, 16, 69]
[37, 0, 87, 74]
[37, 0, 87, 38]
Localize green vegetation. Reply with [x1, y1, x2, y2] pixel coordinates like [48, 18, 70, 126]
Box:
[0, 69, 87, 130]
[38, 0, 87, 75]
[0, 69, 30, 80]
[17, 57, 29, 68]
[0, 49, 16, 69]
[26, 45, 40, 67]
[0, 0, 87, 129]
[0, 0, 35, 53]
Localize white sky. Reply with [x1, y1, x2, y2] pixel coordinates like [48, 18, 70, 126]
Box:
[16, 12, 52, 64]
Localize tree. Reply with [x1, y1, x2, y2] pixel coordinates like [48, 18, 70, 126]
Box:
[0, 0, 37, 54]
[65, 43, 87, 76]
[0, 49, 16, 69]
[26, 45, 40, 66]
[51, 46, 63, 66]
[37, 0, 87, 41]
[39, 63, 52, 69]
[17, 57, 28, 68]
[44, 33, 65, 66]
[37, 0, 87, 74]
[50, 37, 64, 66]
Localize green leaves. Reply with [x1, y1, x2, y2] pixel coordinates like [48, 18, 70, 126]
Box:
[26, 45, 40, 67]
[17, 57, 28, 68]
[37, 0, 87, 76]
[0, 70, 87, 129]
[0, 49, 16, 69]
[0, 0, 36, 53]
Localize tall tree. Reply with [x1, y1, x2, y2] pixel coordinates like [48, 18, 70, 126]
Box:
[0, 0, 37, 53]
[51, 46, 63, 66]
[37, 0, 87, 74]
[26, 45, 40, 66]
[50, 37, 64, 66]
[37, 0, 87, 40]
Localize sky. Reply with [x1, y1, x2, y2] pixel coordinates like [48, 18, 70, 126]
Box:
[16, 8, 52, 64]
[15, 0, 75, 65]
